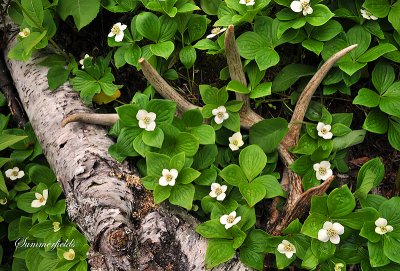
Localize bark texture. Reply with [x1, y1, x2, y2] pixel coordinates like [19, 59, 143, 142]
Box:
[3, 26, 250, 270]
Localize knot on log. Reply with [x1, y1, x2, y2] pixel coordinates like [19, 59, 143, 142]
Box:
[107, 227, 134, 252]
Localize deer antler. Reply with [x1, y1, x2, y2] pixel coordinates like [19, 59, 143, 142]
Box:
[62, 26, 357, 235]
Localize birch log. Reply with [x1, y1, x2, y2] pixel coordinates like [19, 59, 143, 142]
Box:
[2, 25, 250, 270]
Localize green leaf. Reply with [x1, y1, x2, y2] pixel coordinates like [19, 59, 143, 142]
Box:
[305, 4, 334, 26]
[388, 1, 400, 33]
[379, 197, 400, 225]
[179, 45, 196, 68]
[196, 219, 233, 239]
[353, 88, 380, 107]
[380, 82, 400, 118]
[336, 207, 379, 230]
[357, 157, 385, 190]
[187, 15, 207, 42]
[169, 152, 186, 172]
[363, 0, 391, 17]
[301, 213, 327, 238]
[177, 168, 200, 184]
[327, 185, 355, 217]
[21, 0, 44, 27]
[357, 43, 397, 63]
[255, 49, 280, 71]
[135, 12, 160, 42]
[219, 164, 247, 186]
[150, 41, 175, 60]
[226, 80, 250, 94]
[250, 82, 272, 99]
[236, 32, 265, 60]
[160, 131, 199, 157]
[249, 118, 288, 153]
[239, 181, 266, 207]
[29, 164, 56, 186]
[332, 130, 366, 151]
[388, 119, 400, 151]
[159, 15, 177, 42]
[147, 99, 176, 124]
[363, 110, 389, 134]
[311, 238, 336, 261]
[384, 235, 400, 264]
[146, 152, 170, 177]
[188, 125, 215, 145]
[272, 64, 316, 92]
[236, 205, 256, 231]
[154, 185, 172, 203]
[182, 109, 203, 127]
[370, 239, 391, 267]
[142, 128, 164, 148]
[0, 174, 8, 195]
[222, 112, 240, 132]
[347, 25, 371, 59]
[47, 66, 70, 90]
[311, 20, 343, 41]
[372, 62, 395, 94]
[169, 183, 195, 210]
[302, 38, 324, 55]
[116, 104, 139, 127]
[255, 175, 284, 198]
[57, 0, 100, 30]
[205, 239, 235, 268]
[192, 145, 218, 170]
[199, 85, 228, 106]
[0, 135, 28, 151]
[239, 145, 267, 181]
[331, 123, 351, 136]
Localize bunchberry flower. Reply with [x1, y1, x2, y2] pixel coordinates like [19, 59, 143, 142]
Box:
[277, 240, 296, 259]
[212, 106, 229, 124]
[0, 198, 7, 205]
[53, 222, 61, 232]
[19, 28, 30, 38]
[108, 22, 127, 42]
[239, 0, 255, 6]
[313, 161, 333, 181]
[136, 109, 156, 131]
[209, 183, 227, 201]
[159, 169, 178, 187]
[317, 122, 333, 139]
[290, 0, 313, 16]
[228, 132, 244, 151]
[318, 221, 344, 244]
[375, 217, 393, 235]
[31, 189, 48, 208]
[5, 167, 24, 180]
[206, 27, 227, 39]
[334, 263, 345, 271]
[220, 211, 241, 229]
[361, 9, 378, 20]
[63, 249, 75, 260]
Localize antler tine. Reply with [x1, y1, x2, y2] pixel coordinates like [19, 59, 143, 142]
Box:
[283, 44, 358, 149]
[138, 58, 200, 113]
[61, 113, 118, 127]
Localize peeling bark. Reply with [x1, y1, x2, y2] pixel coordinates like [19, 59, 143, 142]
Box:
[3, 25, 250, 270]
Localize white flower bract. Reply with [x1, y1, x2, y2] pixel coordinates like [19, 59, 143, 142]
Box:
[228, 132, 244, 151]
[317, 122, 333, 139]
[136, 109, 156, 131]
[290, 0, 313, 16]
[220, 211, 241, 229]
[5, 167, 25, 180]
[0, 198, 7, 205]
[375, 217, 393, 235]
[212, 106, 229, 124]
[209, 183, 227, 201]
[361, 9, 378, 20]
[313, 161, 333, 181]
[277, 240, 296, 259]
[206, 27, 227, 39]
[239, 0, 255, 6]
[159, 169, 178, 186]
[79, 54, 91, 69]
[108, 22, 127, 42]
[63, 249, 75, 261]
[318, 221, 344, 244]
[31, 189, 48, 208]
[18, 28, 30, 38]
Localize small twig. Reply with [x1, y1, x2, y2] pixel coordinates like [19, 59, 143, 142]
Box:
[0, 57, 28, 127]
[139, 58, 199, 114]
[282, 44, 358, 149]
[61, 113, 118, 128]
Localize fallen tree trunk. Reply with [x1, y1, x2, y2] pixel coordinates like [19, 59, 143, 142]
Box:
[3, 26, 250, 270]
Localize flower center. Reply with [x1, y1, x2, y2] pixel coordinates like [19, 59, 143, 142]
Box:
[166, 174, 173, 182]
[321, 128, 327, 134]
[39, 197, 45, 203]
[232, 139, 239, 146]
[143, 116, 151, 124]
[379, 226, 389, 233]
[211, 27, 221, 34]
[11, 171, 19, 176]
[301, 2, 310, 9]
[217, 112, 225, 119]
[23, 29, 29, 36]
[215, 187, 223, 195]
[327, 228, 337, 237]
[284, 244, 294, 252]
[227, 215, 235, 223]
[245, 0, 252, 3]
[111, 25, 120, 35]
[318, 167, 327, 176]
